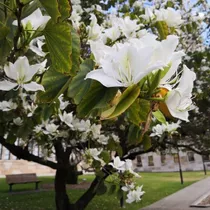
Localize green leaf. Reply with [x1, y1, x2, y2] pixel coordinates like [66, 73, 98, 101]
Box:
[57, 0, 72, 21]
[127, 99, 150, 124]
[100, 151, 110, 164]
[39, 0, 60, 22]
[142, 134, 152, 151]
[147, 70, 162, 96]
[155, 21, 169, 40]
[41, 104, 56, 121]
[68, 59, 94, 104]
[17, 119, 34, 140]
[77, 82, 117, 117]
[153, 109, 166, 124]
[0, 38, 12, 64]
[101, 85, 140, 119]
[126, 100, 141, 125]
[127, 124, 142, 145]
[44, 21, 72, 75]
[71, 28, 80, 75]
[0, 23, 9, 40]
[37, 67, 70, 103]
[21, 0, 40, 19]
[39, 0, 71, 22]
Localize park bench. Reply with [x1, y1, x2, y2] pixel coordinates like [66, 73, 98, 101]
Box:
[6, 173, 41, 192]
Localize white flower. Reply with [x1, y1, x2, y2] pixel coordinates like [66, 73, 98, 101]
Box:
[155, 8, 183, 27]
[26, 103, 38, 117]
[70, 10, 82, 29]
[97, 135, 109, 145]
[87, 14, 103, 41]
[90, 124, 101, 139]
[109, 156, 125, 170]
[112, 134, 120, 143]
[73, 119, 91, 132]
[34, 125, 43, 133]
[123, 159, 140, 177]
[58, 94, 69, 110]
[104, 26, 121, 42]
[165, 65, 196, 121]
[0, 56, 45, 92]
[150, 124, 166, 137]
[126, 186, 145, 203]
[122, 183, 135, 192]
[86, 148, 102, 161]
[167, 121, 181, 133]
[59, 111, 74, 128]
[141, 7, 155, 22]
[13, 8, 50, 30]
[0, 100, 17, 111]
[133, 1, 143, 8]
[72, 4, 83, 14]
[150, 121, 181, 137]
[43, 123, 59, 136]
[117, 16, 140, 38]
[13, 117, 23, 126]
[88, 40, 113, 66]
[29, 36, 46, 57]
[85, 38, 164, 87]
[57, 130, 69, 138]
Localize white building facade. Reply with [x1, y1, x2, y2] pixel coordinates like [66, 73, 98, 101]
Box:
[0, 144, 55, 177]
[134, 151, 210, 172]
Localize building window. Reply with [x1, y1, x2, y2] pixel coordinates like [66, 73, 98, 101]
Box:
[187, 152, 195, 162]
[203, 155, 210, 162]
[148, 156, 154, 166]
[173, 153, 179, 164]
[137, 156, 142, 167]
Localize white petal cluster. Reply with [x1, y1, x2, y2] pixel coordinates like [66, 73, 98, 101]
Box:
[86, 34, 182, 88]
[43, 123, 59, 136]
[29, 36, 46, 57]
[165, 65, 196, 121]
[0, 100, 17, 111]
[0, 56, 45, 92]
[126, 186, 145, 203]
[109, 156, 140, 177]
[155, 8, 183, 27]
[13, 8, 50, 30]
[13, 117, 23, 126]
[150, 121, 181, 137]
[85, 148, 102, 161]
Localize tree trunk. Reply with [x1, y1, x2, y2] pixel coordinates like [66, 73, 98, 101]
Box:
[66, 165, 78, 184]
[55, 168, 70, 210]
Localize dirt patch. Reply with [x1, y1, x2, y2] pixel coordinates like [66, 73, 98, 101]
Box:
[41, 182, 91, 190]
[198, 195, 210, 205]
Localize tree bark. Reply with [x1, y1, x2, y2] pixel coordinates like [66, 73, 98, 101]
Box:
[55, 168, 71, 210]
[66, 165, 79, 184]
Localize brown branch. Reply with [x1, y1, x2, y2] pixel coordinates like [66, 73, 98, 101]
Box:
[164, 140, 210, 156]
[0, 137, 58, 169]
[7, 0, 24, 62]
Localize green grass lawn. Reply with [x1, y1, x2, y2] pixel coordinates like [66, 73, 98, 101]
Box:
[0, 171, 208, 210]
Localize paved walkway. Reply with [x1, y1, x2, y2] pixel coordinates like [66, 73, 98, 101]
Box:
[141, 177, 210, 210]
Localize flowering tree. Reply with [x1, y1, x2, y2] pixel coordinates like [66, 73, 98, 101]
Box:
[0, 0, 209, 210]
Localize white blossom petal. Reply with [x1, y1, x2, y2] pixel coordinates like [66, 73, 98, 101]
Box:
[23, 82, 45, 92]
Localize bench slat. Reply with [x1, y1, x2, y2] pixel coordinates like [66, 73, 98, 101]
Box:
[6, 173, 39, 184]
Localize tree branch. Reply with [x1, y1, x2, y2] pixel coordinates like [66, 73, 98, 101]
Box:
[0, 137, 58, 169]
[164, 140, 210, 156]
